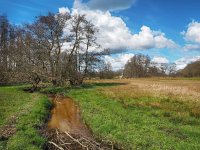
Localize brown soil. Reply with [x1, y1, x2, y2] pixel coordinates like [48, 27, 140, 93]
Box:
[0, 115, 16, 141]
[43, 95, 121, 150]
[48, 96, 91, 137]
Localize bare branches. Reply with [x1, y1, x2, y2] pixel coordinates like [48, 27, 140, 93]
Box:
[44, 129, 117, 150]
[0, 12, 106, 86]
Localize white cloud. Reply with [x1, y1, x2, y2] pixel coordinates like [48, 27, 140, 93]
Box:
[152, 56, 169, 64]
[70, 5, 178, 51]
[175, 56, 200, 70]
[183, 44, 200, 51]
[182, 21, 200, 43]
[59, 7, 70, 14]
[86, 0, 136, 11]
[181, 21, 200, 51]
[104, 53, 134, 70]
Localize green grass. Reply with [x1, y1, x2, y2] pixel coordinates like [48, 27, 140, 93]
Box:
[0, 86, 31, 127]
[0, 86, 51, 150]
[65, 85, 200, 150]
[2, 79, 198, 149]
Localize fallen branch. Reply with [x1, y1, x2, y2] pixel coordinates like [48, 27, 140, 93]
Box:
[64, 131, 88, 148]
[49, 141, 65, 150]
[43, 129, 118, 150]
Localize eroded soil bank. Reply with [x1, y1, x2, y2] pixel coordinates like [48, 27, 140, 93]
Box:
[44, 95, 119, 150]
[48, 96, 91, 137]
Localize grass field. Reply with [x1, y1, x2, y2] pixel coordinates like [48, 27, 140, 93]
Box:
[0, 86, 51, 150]
[65, 78, 200, 149]
[1, 78, 200, 150]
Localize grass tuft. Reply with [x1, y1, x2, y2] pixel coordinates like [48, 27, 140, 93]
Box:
[0, 86, 51, 150]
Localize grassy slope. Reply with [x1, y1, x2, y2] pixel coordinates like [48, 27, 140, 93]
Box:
[67, 79, 200, 150]
[0, 86, 51, 150]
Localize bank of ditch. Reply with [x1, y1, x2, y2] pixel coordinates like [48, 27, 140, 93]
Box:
[0, 86, 51, 150]
[0, 85, 119, 150]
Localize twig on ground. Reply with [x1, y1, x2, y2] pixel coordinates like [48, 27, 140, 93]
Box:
[49, 141, 65, 150]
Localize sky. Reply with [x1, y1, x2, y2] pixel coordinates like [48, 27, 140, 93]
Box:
[1, 0, 200, 70]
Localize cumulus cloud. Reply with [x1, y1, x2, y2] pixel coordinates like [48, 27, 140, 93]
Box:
[183, 44, 200, 51]
[59, 7, 70, 14]
[69, 5, 178, 51]
[85, 0, 136, 11]
[104, 54, 134, 70]
[152, 56, 169, 64]
[175, 56, 200, 70]
[182, 21, 200, 43]
[181, 21, 200, 51]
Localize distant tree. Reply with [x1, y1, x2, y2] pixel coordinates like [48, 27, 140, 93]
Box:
[98, 61, 114, 79]
[160, 63, 168, 75]
[123, 54, 178, 78]
[180, 60, 200, 77]
[168, 63, 177, 76]
[148, 66, 162, 77]
[123, 54, 151, 78]
[0, 15, 9, 82]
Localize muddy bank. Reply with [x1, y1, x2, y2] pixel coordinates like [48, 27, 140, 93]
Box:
[48, 96, 91, 137]
[44, 95, 120, 150]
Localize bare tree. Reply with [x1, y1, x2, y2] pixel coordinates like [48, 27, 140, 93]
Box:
[0, 12, 106, 87]
[26, 12, 70, 86]
[98, 61, 114, 79]
[0, 15, 9, 82]
[123, 54, 151, 78]
[63, 14, 106, 85]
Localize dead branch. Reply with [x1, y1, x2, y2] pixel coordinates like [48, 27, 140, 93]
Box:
[49, 141, 65, 150]
[64, 131, 88, 149]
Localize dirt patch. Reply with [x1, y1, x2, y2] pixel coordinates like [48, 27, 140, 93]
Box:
[0, 115, 16, 141]
[48, 96, 90, 137]
[44, 95, 122, 150]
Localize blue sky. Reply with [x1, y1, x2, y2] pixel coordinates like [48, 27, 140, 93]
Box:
[0, 0, 72, 24]
[1, 0, 200, 69]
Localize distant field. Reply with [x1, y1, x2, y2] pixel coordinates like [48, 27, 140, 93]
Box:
[67, 78, 200, 149]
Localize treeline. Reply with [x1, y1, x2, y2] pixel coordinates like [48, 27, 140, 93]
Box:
[122, 54, 200, 78]
[177, 60, 200, 77]
[0, 12, 108, 88]
[86, 54, 178, 79]
[123, 54, 177, 78]
[0, 13, 199, 86]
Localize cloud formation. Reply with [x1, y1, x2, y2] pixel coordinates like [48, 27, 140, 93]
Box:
[152, 56, 169, 64]
[59, 7, 70, 14]
[182, 21, 200, 51]
[104, 54, 134, 70]
[183, 44, 200, 51]
[59, 1, 181, 70]
[85, 0, 136, 11]
[175, 56, 200, 70]
[182, 21, 200, 43]
[69, 5, 178, 51]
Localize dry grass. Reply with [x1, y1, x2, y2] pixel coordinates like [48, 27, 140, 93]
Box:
[67, 78, 200, 149]
[90, 78, 200, 100]
[89, 78, 200, 118]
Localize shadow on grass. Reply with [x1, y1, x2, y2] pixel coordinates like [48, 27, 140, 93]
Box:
[80, 82, 127, 89]
[39, 82, 127, 95]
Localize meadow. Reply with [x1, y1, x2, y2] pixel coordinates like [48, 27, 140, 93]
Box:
[0, 78, 200, 149]
[66, 78, 200, 149]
